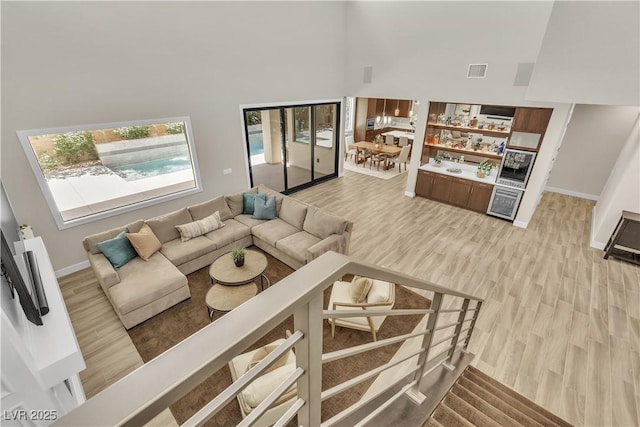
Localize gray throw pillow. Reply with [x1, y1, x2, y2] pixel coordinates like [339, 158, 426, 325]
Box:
[242, 193, 267, 215]
[252, 196, 277, 220]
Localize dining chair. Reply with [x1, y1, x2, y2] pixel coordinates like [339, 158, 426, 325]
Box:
[370, 151, 388, 171]
[391, 145, 411, 172]
[398, 136, 409, 146]
[385, 134, 395, 145]
[357, 148, 372, 167]
[344, 135, 356, 161]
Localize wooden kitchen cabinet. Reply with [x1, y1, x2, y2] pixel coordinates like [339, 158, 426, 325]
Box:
[512, 108, 553, 134]
[416, 171, 494, 214]
[387, 99, 411, 117]
[416, 170, 435, 198]
[431, 174, 452, 203]
[467, 182, 494, 213]
[399, 100, 411, 117]
[367, 98, 383, 118]
[449, 177, 472, 207]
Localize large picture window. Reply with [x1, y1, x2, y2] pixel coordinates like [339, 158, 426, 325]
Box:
[17, 117, 202, 229]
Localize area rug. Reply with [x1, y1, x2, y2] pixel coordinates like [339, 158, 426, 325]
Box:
[343, 158, 408, 180]
[127, 248, 430, 426]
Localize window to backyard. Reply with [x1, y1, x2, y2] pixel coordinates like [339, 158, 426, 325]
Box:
[17, 117, 201, 229]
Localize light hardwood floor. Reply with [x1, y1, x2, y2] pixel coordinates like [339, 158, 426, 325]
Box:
[59, 170, 640, 426]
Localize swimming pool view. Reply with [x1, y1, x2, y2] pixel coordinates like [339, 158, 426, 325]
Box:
[111, 155, 192, 181]
[249, 131, 264, 156]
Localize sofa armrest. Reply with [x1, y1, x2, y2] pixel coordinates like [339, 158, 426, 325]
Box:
[306, 233, 348, 263]
[87, 252, 121, 290]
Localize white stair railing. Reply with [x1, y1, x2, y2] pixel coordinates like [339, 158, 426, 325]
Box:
[55, 251, 483, 427]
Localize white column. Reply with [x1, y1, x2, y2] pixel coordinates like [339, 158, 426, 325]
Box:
[405, 98, 429, 198]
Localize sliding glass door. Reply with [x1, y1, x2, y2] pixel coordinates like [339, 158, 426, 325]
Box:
[243, 101, 339, 194]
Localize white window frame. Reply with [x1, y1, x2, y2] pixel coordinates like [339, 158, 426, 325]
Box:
[17, 116, 202, 230]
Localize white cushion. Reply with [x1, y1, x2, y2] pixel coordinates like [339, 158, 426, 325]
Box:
[367, 279, 392, 304]
[240, 363, 296, 409]
[229, 339, 297, 422]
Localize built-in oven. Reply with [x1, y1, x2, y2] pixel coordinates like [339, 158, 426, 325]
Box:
[366, 118, 375, 130]
[487, 186, 524, 221]
[495, 148, 536, 189]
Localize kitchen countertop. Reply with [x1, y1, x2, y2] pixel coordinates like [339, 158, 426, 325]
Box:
[419, 160, 497, 185]
[382, 130, 415, 140]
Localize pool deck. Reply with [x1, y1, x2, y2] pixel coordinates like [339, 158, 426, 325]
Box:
[48, 169, 195, 221]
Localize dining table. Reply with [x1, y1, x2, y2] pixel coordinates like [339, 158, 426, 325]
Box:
[353, 141, 402, 170]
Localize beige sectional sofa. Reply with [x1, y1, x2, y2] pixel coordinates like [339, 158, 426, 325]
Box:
[83, 185, 353, 329]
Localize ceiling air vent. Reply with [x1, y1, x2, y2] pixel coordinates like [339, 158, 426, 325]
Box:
[467, 63, 488, 78]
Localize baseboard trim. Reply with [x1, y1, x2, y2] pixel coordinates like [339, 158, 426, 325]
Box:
[590, 206, 606, 250]
[55, 260, 90, 278]
[513, 220, 528, 229]
[404, 191, 416, 198]
[545, 186, 599, 201]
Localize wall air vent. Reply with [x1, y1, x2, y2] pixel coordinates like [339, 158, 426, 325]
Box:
[467, 63, 488, 78]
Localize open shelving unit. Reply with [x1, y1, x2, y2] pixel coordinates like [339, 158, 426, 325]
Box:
[427, 122, 511, 139]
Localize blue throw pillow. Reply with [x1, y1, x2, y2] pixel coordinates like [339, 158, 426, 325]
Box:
[96, 228, 138, 269]
[242, 193, 266, 215]
[252, 196, 277, 220]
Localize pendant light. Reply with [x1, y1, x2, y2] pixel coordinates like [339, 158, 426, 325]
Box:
[377, 98, 388, 126]
[394, 99, 400, 117]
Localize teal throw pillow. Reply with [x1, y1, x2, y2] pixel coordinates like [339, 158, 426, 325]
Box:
[252, 196, 277, 220]
[96, 228, 138, 269]
[242, 192, 267, 215]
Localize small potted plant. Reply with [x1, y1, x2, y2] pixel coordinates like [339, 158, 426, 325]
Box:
[477, 161, 494, 178]
[231, 248, 246, 267]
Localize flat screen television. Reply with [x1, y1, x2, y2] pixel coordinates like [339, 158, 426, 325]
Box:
[1, 229, 43, 326]
[480, 105, 516, 118]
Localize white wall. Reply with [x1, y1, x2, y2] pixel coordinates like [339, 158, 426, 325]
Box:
[1, 2, 347, 270]
[344, 1, 556, 106]
[546, 105, 640, 199]
[591, 115, 640, 248]
[527, 1, 640, 106]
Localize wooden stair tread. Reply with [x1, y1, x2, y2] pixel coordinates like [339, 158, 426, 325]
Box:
[425, 366, 574, 427]
[456, 376, 544, 427]
[422, 416, 444, 427]
[450, 383, 522, 426]
[467, 366, 572, 427]
[443, 391, 502, 427]
[463, 369, 570, 426]
[431, 403, 475, 427]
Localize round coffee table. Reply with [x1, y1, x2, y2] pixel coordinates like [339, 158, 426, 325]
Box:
[206, 250, 271, 321]
[208, 249, 270, 291]
[205, 283, 257, 320]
